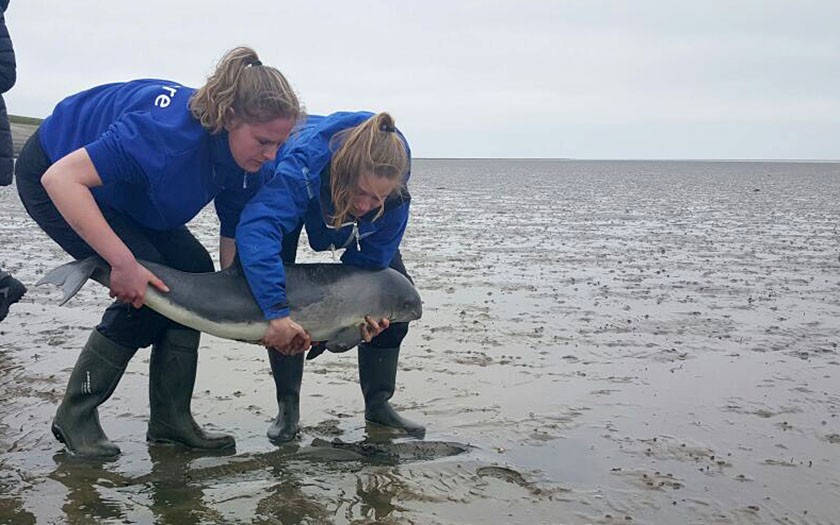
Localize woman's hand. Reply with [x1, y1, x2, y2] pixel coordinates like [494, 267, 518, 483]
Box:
[264, 316, 311, 355]
[361, 316, 390, 343]
[109, 260, 169, 308]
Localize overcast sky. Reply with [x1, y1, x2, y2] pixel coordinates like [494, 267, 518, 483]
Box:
[4, 1, 839, 159]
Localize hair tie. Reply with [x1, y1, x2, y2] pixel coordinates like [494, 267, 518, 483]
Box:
[248, 60, 263, 67]
[380, 124, 396, 133]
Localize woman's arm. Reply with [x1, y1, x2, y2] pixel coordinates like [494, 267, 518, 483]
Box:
[236, 163, 313, 353]
[42, 148, 168, 307]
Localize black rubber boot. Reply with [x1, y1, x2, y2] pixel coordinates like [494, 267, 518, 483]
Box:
[0, 271, 26, 323]
[358, 345, 425, 435]
[147, 329, 235, 450]
[52, 329, 137, 457]
[266, 350, 304, 444]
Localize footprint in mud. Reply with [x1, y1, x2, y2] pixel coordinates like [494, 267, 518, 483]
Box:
[477, 465, 527, 485]
[476, 465, 548, 497]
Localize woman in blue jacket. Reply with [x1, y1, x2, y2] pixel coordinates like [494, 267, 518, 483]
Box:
[15, 47, 301, 457]
[237, 111, 424, 443]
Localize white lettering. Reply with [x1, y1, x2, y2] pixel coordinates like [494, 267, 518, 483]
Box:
[154, 94, 171, 108]
[154, 85, 180, 108]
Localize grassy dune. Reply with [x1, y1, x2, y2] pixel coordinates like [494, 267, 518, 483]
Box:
[9, 114, 42, 126]
[9, 114, 40, 156]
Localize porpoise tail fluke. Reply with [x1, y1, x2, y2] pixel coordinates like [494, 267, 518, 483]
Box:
[36, 257, 108, 306]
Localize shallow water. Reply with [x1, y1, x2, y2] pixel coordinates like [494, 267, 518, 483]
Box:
[1, 159, 839, 524]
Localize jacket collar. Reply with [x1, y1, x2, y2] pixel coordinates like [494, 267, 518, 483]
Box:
[210, 131, 241, 171]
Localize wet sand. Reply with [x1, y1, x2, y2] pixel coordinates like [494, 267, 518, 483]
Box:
[1, 158, 839, 524]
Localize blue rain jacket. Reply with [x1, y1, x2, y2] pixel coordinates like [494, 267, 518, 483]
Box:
[236, 111, 411, 320]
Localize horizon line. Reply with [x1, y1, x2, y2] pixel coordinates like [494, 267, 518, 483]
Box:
[10, 116, 839, 164]
[415, 157, 840, 163]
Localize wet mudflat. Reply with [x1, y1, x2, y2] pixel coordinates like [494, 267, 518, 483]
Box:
[1, 159, 839, 524]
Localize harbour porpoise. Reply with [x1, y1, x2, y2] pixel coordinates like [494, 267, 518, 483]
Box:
[37, 257, 422, 353]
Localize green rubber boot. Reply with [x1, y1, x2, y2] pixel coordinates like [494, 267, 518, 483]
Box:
[52, 329, 137, 457]
[358, 344, 425, 435]
[146, 329, 235, 450]
[266, 350, 304, 444]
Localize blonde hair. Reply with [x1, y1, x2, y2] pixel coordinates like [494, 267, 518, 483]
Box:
[189, 46, 301, 133]
[329, 112, 409, 227]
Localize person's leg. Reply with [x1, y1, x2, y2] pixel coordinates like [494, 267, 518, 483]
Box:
[266, 222, 305, 443]
[357, 250, 425, 434]
[50, 330, 137, 456]
[16, 135, 197, 454]
[50, 217, 171, 457]
[266, 350, 304, 443]
[143, 227, 235, 450]
[50, 218, 234, 454]
[15, 130, 136, 456]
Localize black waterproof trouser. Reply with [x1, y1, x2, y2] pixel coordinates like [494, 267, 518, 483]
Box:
[15, 128, 213, 349]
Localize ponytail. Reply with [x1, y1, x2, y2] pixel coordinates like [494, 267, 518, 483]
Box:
[189, 46, 302, 133]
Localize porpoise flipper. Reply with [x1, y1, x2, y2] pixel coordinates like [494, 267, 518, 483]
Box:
[306, 325, 363, 360]
[306, 342, 328, 361]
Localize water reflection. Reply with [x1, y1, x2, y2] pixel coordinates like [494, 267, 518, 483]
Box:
[0, 478, 36, 524]
[354, 471, 407, 521]
[253, 476, 331, 525]
[43, 429, 471, 523]
[48, 453, 126, 524]
[144, 445, 231, 524]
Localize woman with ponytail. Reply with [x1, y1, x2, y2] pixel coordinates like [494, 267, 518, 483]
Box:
[236, 111, 424, 443]
[15, 46, 301, 457]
